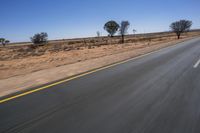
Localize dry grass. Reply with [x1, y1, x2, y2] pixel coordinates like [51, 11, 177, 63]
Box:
[0, 31, 200, 79]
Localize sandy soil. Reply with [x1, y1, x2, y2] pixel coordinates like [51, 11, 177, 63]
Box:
[0, 34, 195, 80]
[0, 34, 199, 97]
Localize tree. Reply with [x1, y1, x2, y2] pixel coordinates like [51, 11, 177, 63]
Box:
[0, 38, 9, 46]
[31, 32, 48, 44]
[5, 40, 10, 45]
[170, 20, 192, 39]
[0, 38, 5, 46]
[133, 29, 137, 34]
[104, 20, 119, 37]
[119, 21, 130, 43]
[97, 31, 100, 37]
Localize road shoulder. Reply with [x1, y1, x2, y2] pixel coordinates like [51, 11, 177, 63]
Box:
[0, 37, 198, 98]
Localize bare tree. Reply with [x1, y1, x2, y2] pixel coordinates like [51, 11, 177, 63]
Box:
[119, 21, 130, 43]
[31, 32, 48, 44]
[170, 20, 192, 39]
[96, 31, 100, 37]
[104, 20, 119, 37]
[133, 29, 137, 35]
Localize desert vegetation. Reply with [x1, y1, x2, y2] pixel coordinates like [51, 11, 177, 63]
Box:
[104, 20, 130, 43]
[102, 19, 193, 43]
[0, 38, 10, 47]
[1, 19, 194, 47]
[170, 20, 192, 39]
[119, 21, 130, 43]
[104, 20, 120, 37]
[31, 32, 48, 44]
[0, 30, 200, 79]
[0, 19, 199, 79]
[1, 30, 199, 60]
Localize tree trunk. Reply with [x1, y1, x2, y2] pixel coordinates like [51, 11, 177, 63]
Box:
[178, 34, 180, 39]
[122, 35, 124, 44]
[177, 33, 181, 39]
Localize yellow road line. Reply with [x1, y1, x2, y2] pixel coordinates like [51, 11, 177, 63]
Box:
[0, 43, 180, 104]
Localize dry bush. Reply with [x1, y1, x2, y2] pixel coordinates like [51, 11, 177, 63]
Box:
[1, 31, 199, 61]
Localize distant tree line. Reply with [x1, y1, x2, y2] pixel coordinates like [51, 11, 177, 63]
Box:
[104, 20, 130, 44]
[1, 19, 193, 46]
[103, 19, 192, 44]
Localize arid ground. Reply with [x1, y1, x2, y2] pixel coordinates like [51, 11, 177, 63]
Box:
[0, 31, 200, 97]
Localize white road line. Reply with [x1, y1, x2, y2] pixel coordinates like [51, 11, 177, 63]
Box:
[193, 59, 200, 68]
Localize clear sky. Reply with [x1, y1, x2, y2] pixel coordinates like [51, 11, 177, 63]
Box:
[0, 0, 200, 42]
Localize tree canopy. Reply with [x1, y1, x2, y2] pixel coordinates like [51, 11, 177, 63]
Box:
[170, 20, 192, 39]
[31, 32, 48, 44]
[104, 20, 120, 37]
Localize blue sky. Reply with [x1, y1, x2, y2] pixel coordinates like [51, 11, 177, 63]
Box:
[0, 0, 200, 42]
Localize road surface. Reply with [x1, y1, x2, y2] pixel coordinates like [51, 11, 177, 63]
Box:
[0, 38, 200, 133]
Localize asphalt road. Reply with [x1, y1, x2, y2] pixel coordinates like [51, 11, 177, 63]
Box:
[0, 38, 200, 133]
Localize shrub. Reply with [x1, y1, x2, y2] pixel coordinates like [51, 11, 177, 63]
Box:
[31, 32, 48, 44]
